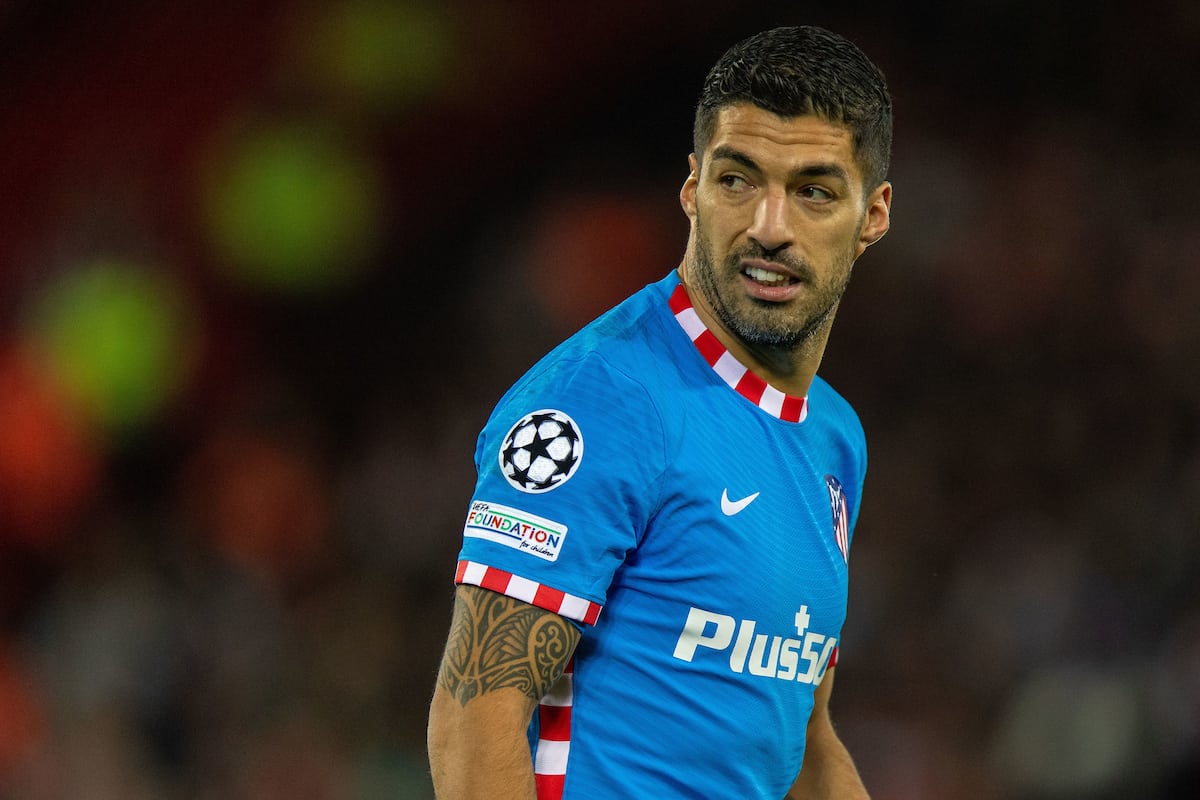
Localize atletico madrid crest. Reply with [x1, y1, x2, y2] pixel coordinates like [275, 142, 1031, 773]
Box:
[824, 475, 850, 563]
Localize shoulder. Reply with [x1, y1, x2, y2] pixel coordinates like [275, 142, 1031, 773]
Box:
[808, 375, 865, 444]
[806, 375, 867, 484]
[499, 276, 680, 421]
[480, 275, 683, 477]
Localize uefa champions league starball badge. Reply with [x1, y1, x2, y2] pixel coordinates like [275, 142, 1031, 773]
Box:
[499, 409, 584, 493]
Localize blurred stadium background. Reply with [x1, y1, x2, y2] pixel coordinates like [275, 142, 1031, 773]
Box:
[0, 1, 1197, 797]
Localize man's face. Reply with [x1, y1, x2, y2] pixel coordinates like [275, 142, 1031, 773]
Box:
[680, 103, 891, 352]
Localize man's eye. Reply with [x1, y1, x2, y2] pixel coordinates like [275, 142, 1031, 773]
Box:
[719, 175, 749, 190]
[801, 186, 834, 201]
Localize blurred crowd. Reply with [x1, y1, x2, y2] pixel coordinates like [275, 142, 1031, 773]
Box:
[0, 1, 1197, 798]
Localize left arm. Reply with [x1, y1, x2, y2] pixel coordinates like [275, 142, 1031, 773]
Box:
[784, 667, 869, 799]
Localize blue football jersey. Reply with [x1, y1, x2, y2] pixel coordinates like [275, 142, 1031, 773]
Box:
[456, 271, 867, 799]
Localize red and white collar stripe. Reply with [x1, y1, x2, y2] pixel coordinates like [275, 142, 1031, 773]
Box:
[668, 282, 809, 423]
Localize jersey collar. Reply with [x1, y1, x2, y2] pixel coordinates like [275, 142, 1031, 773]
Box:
[668, 282, 809, 423]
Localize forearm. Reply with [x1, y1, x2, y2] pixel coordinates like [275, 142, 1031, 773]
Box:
[428, 686, 537, 800]
[785, 718, 869, 800]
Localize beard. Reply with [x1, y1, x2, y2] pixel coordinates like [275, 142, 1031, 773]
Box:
[687, 220, 856, 351]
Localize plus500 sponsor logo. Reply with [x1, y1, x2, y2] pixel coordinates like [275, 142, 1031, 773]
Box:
[672, 605, 836, 684]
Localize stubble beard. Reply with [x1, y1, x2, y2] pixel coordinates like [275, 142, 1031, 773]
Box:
[688, 220, 854, 352]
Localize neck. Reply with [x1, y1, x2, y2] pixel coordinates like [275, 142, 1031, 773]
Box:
[741, 334, 828, 396]
[676, 264, 831, 397]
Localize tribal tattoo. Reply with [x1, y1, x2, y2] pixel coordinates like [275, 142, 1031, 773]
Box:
[438, 585, 580, 707]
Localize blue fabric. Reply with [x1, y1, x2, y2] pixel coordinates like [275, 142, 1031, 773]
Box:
[457, 270, 867, 798]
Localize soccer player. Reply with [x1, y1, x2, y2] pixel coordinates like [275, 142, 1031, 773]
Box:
[427, 25, 892, 799]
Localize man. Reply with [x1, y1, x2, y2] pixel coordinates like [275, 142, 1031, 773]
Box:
[428, 25, 892, 799]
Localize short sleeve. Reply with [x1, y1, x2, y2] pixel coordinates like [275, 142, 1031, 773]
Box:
[455, 351, 667, 626]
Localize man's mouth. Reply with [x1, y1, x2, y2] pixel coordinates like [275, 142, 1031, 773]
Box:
[743, 265, 798, 285]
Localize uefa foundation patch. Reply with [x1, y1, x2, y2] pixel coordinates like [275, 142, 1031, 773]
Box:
[463, 500, 568, 562]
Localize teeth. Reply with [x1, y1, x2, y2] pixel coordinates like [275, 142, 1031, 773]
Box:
[745, 266, 789, 284]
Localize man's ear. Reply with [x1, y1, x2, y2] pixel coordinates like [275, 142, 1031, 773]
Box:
[855, 181, 892, 258]
[680, 153, 699, 220]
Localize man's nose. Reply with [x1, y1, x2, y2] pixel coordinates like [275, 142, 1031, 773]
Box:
[747, 188, 793, 252]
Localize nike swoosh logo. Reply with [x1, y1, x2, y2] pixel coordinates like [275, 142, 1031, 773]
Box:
[721, 488, 760, 516]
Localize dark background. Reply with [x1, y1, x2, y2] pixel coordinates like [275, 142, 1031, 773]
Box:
[0, 1, 1197, 797]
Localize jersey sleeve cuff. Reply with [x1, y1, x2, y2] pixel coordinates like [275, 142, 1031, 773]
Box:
[455, 559, 603, 626]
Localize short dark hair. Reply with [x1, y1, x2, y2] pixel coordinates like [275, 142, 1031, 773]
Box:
[693, 26, 893, 191]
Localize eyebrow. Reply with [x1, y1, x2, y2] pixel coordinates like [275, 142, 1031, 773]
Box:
[710, 145, 761, 173]
[709, 145, 851, 185]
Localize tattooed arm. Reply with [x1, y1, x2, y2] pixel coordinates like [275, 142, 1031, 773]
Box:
[428, 584, 581, 800]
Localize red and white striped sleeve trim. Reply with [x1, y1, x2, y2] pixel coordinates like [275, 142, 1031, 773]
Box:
[455, 560, 603, 626]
